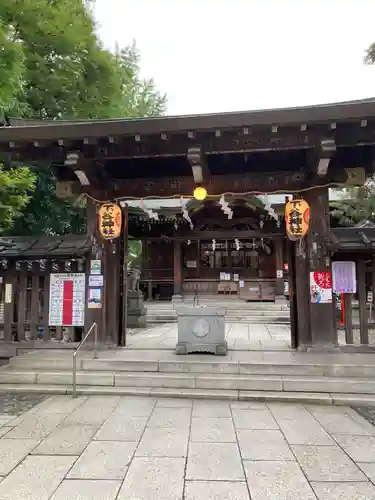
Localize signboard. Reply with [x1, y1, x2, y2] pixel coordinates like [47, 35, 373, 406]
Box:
[220, 273, 231, 281]
[49, 273, 85, 326]
[239, 280, 245, 288]
[276, 270, 283, 279]
[89, 275, 104, 287]
[310, 271, 332, 304]
[88, 288, 102, 309]
[186, 261, 197, 268]
[5, 284, 12, 304]
[90, 260, 101, 275]
[233, 274, 239, 282]
[332, 261, 356, 294]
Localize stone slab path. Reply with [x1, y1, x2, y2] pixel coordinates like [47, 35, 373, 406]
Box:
[0, 395, 375, 498]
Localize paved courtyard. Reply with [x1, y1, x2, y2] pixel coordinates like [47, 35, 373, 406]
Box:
[126, 322, 375, 350]
[127, 323, 293, 350]
[0, 395, 375, 498]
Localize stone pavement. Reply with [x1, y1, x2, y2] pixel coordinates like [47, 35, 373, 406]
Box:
[126, 322, 375, 350]
[127, 323, 293, 350]
[0, 395, 375, 498]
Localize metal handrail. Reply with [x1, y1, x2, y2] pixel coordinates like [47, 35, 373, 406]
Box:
[72, 322, 98, 398]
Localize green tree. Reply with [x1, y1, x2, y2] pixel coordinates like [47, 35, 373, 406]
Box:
[0, 20, 25, 117]
[330, 180, 375, 227]
[10, 166, 85, 236]
[0, 0, 166, 236]
[115, 43, 166, 118]
[0, 162, 36, 233]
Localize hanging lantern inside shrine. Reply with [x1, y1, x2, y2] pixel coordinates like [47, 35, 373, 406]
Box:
[285, 199, 310, 240]
[98, 203, 122, 239]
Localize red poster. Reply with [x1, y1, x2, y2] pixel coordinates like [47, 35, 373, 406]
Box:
[62, 280, 73, 325]
[313, 272, 332, 289]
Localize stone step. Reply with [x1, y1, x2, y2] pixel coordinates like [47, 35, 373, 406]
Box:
[146, 310, 290, 315]
[10, 356, 375, 378]
[1, 382, 375, 406]
[3, 367, 375, 394]
[146, 317, 290, 324]
[146, 304, 289, 311]
[147, 301, 287, 305]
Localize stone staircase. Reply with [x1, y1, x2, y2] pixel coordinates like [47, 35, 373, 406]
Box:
[1, 349, 375, 406]
[146, 297, 290, 324]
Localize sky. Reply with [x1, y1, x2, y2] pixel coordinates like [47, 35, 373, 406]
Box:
[94, 0, 375, 116]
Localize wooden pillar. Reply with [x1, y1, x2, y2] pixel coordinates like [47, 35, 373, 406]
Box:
[17, 262, 28, 342]
[105, 239, 120, 344]
[358, 259, 369, 344]
[4, 261, 17, 342]
[147, 280, 153, 301]
[227, 239, 232, 270]
[274, 236, 284, 299]
[30, 262, 40, 341]
[305, 187, 337, 348]
[85, 198, 105, 343]
[343, 293, 353, 344]
[285, 239, 297, 348]
[42, 261, 52, 342]
[196, 240, 201, 278]
[294, 240, 312, 348]
[173, 239, 182, 298]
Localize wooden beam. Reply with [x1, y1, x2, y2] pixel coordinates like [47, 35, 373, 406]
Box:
[142, 230, 283, 241]
[359, 231, 371, 247]
[316, 138, 336, 177]
[99, 168, 353, 200]
[1, 101, 375, 143]
[2, 122, 375, 159]
[187, 146, 208, 184]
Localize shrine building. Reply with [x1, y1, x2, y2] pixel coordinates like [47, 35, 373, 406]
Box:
[1, 99, 375, 350]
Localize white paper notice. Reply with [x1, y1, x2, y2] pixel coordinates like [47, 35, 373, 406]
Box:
[49, 273, 86, 326]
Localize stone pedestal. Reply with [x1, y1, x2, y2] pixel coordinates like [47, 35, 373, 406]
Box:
[175, 306, 227, 355]
[127, 291, 146, 328]
[126, 269, 146, 328]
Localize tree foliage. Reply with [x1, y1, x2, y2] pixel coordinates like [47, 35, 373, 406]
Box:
[365, 43, 375, 65]
[0, 162, 36, 233]
[331, 179, 375, 227]
[10, 166, 85, 236]
[0, 0, 166, 235]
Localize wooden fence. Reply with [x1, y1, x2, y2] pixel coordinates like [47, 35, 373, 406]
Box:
[0, 258, 85, 343]
[335, 257, 375, 348]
